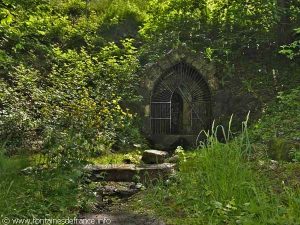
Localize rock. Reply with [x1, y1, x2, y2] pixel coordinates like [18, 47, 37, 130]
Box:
[133, 143, 142, 148]
[97, 182, 141, 198]
[141, 150, 168, 164]
[269, 160, 279, 170]
[84, 163, 176, 183]
[20, 167, 33, 175]
[134, 183, 144, 189]
[268, 138, 300, 161]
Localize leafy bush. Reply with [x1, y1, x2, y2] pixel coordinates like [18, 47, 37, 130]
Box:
[0, 0, 148, 167]
[280, 28, 300, 59]
[250, 87, 300, 162]
[0, 38, 141, 164]
[139, 0, 279, 61]
[251, 87, 300, 143]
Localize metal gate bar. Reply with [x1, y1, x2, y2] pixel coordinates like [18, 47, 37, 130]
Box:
[150, 62, 211, 135]
[150, 102, 171, 134]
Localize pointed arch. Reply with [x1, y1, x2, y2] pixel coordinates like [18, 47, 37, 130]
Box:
[150, 62, 212, 135]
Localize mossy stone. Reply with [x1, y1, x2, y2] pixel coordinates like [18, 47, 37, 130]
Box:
[267, 138, 300, 161]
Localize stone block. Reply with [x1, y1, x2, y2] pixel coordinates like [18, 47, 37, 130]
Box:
[141, 150, 169, 164]
[84, 163, 176, 183]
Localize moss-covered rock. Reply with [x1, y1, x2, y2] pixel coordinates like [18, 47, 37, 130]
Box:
[267, 138, 300, 161]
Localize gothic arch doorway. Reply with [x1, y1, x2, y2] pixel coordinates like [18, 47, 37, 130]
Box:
[150, 62, 212, 135]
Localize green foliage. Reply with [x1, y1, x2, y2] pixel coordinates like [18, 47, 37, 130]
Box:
[280, 28, 300, 59]
[138, 0, 300, 90]
[89, 150, 142, 165]
[1, 39, 141, 163]
[250, 87, 300, 162]
[0, 0, 144, 164]
[1, 0, 299, 164]
[132, 123, 300, 224]
[140, 0, 280, 60]
[267, 138, 300, 162]
[0, 150, 95, 219]
[251, 87, 300, 143]
[0, 0, 299, 222]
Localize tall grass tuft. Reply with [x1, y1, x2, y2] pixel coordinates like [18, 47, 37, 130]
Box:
[132, 115, 300, 225]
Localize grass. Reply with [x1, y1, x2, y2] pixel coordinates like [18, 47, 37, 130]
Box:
[0, 150, 95, 220]
[0, 148, 142, 220]
[88, 150, 142, 165]
[250, 87, 300, 162]
[130, 123, 300, 225]
[29, 149, 142, 166]
[1, 108, 299, 224]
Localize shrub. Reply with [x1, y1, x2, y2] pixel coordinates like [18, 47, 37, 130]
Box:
[0, 39, 142, 165]
[251, 87, 300, 143]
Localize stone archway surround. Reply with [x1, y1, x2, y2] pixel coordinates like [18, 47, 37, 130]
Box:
[138, 46, 219, 148]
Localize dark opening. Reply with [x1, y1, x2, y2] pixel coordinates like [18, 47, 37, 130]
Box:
[171, 91, 183, 134]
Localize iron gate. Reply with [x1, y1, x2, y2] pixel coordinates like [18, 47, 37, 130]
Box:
[150, 62, 211, 135]
[150, 102, 171, 134]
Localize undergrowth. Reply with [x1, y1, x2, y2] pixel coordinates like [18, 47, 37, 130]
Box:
[131, 118, 300, 225]
[251, 87, 300, 143]
[0, 148, 95, 220]
[250, 87, 300, 162]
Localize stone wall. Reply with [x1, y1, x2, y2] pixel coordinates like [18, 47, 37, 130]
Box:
[135, 46, 261, 149]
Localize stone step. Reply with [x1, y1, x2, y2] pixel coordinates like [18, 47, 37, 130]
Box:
[92, 182, 144, 211]
[84, 163, 176, 183]
[141, 150, 169, 164]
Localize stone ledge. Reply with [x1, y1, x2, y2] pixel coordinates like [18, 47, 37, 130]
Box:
[84, 163, 176, 183]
